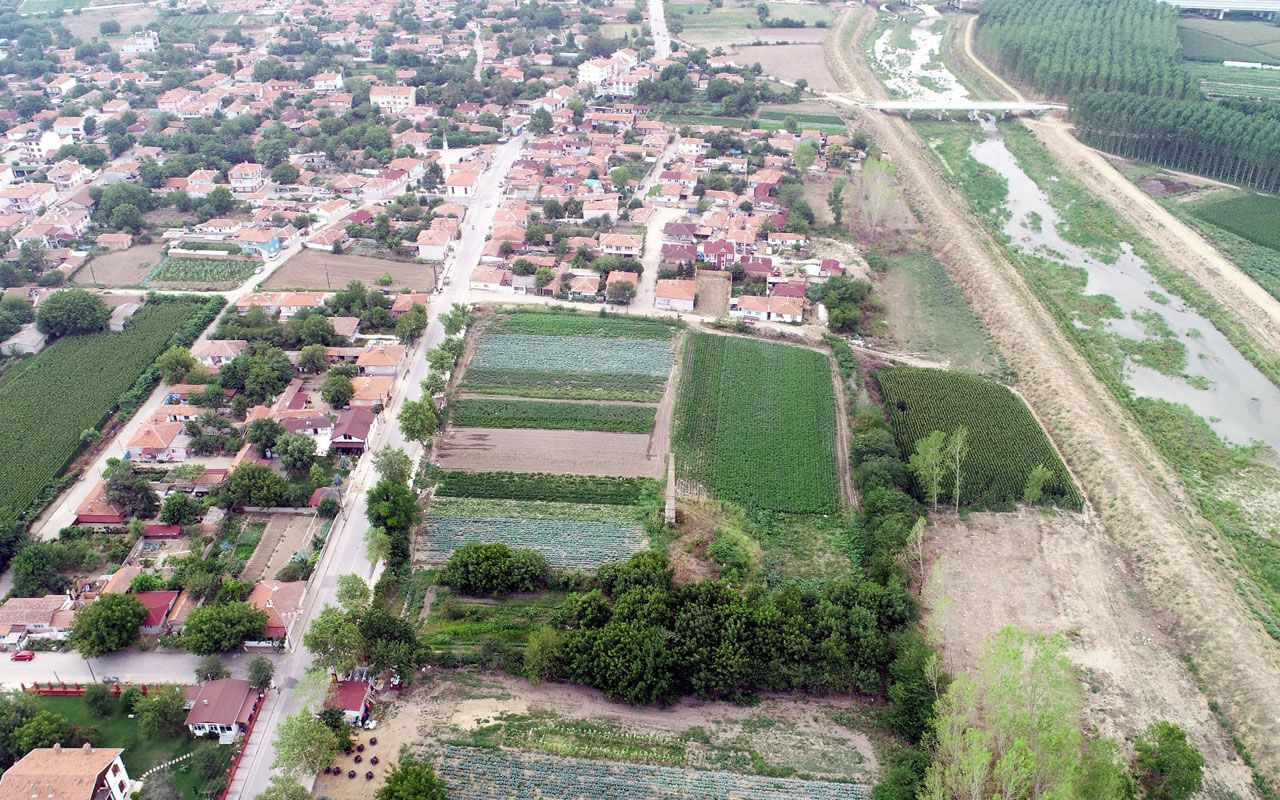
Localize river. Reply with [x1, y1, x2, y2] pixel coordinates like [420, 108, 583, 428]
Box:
[969, 122, 1280, 454]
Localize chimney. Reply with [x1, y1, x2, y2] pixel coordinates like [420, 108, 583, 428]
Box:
[82, 743, 91, 752]
[52, 744, 61, 753]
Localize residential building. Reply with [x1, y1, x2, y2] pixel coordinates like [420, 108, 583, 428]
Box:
[229, 162, 266, 194]
[370, 86, 415, 114]
[135, 590, 179, 635]
[331, 408, 375, 455]
[599, 233, 642, 256]
[245, 581, 307, 650]
[125, 421, 190, 463]
[0, 746, 130, 800]
[184, 679, 260, 740]
[655, 279, 696, 312]
[0, 594, 73, 649]
[323, 681, 372, 726]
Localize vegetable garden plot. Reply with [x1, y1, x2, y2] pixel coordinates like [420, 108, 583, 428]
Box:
[492, 311, 680, 339]
[421, 518, 646, 568]
[428, 497, 640, 523]
[450, 398, 656, 433]
[875, 366, 1081, 510]
[148, 257, 259, 285]
[461, 368, 667, 402]
[436, 746, 869, 800]
[673, 334, 841, 514]
[469, 334, 674, 375]
[433, 471, 657, 505]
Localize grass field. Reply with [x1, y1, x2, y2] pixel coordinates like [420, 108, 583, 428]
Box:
[878, 250, 1003, 375]
[423, 591, 568, 654]
[1179, 17, 1280, 64]
[0, 299, 211, 518]
[1162, 190, 1280, 301]
[450, 398, 656, 433]
[32, 695, 225, 800]
[1191, 192, 1280, 253]
[675, 2, 833, 28]
[1187, 62, 1280, 101]
[673, 334, 840, 514]
[875, 367, 1080, 510]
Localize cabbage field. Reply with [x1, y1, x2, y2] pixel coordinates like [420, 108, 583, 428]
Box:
[421, 517, 646, 568]
[470, 334, 674, 375]
[449, 398, 656, 433]
[875, 366, 1081, 510]
[436, 747, 870, 800]
[673, 333, 840, 514]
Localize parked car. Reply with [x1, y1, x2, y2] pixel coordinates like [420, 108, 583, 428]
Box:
[101, 676, 120, 684]
[10, 650, 34, 661]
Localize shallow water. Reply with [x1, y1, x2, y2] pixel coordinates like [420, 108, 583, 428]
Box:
[872, 6, 969, 102]
[969, 123, 1280, 453]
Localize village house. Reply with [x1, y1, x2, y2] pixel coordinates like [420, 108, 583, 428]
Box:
[323, 680, 373, 726]
[370, 86, 415, 114]
[124, 421, 190, 463]
[655, 279, 696, 313]
[330, 407, 375, 455]
[0, 594, 73, 650]
[469, 265, 512, 293]
[0, 746, 131, 800]
[184, 678, 260, 740]
[730, 294, 805, 324]
[245, 581, 307, 650]
[356, 344, 406, 376]
[599, 233, 642, 257]
[229, 162, 267, 194]
[191, 339, 248, 368]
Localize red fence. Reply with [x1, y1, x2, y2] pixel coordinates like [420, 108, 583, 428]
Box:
[20, 682, 163, 696]
[214, 692, 266, 800]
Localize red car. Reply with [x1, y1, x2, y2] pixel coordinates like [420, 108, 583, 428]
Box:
[10, 650, 34, 661]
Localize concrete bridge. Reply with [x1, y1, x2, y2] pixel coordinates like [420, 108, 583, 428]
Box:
[1156, 0, 1280, 18]
[819, 91, 1065, 118]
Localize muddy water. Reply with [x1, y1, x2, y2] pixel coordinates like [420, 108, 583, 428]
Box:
[872, 5, 969, 102]
[969, 123, 1280, 454]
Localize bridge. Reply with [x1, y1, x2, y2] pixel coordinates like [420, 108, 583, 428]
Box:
[818, 91, 1065, 118]
[1156, 0, 1280, 17]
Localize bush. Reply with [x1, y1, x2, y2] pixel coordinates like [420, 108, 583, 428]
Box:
[316, 497, 339, 518]
[83, 684, 115, 717]
[120, 686, 142, 713]
[438, 542, 550, 597]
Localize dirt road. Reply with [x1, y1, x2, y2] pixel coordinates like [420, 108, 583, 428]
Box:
[826, 5, 1280, 784]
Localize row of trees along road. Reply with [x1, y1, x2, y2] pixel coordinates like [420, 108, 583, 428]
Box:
[977, 0, 1280, 193]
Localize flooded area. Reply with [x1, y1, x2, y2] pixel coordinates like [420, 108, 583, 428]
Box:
[969, 123, 1280, 454]
[870, 5, 969, 101]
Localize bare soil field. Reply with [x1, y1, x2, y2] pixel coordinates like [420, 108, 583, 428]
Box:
[924, 510, 1255, 797]
[435, 428, 663, 477]
[732, 44, 841, 91]
[242, 514, 318, 583]
[389, 672, 881, 786]
[73, 243, 165, 287]
[63, 7, 157, 39]
[261, 249, 436, 292]
[693, 272, 731, 318]
[828, 6, 1280, 782]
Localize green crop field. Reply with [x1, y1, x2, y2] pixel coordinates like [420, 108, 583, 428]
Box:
[0, 299, 213, 518]
[1179, 18, 1280, 64]
[470, 334, 674, 375]
[450, 398, 656, 433]
[429, 497, 641, 522]
[461, 368, 668, 402]
[673, 334, 840, 514]
[875, 367, 1080, 510]
[1187, 62, 1280, 101]
[1192, 193, 1280, 254]
[434, 471, 658, 505]
[422, 517, 646, 567]
[149, 257, 259, 285]
[491, 310, 680, 339]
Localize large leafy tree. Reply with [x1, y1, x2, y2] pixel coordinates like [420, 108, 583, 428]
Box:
[35, 289, 110, 337]
[302, 605, 360, 675]
[225, 463, 285, 508]
[376, 758, 448, 800]
[70, 593, 146, 657]
[102, 459, 160, 520]
[134, 685, 188, 736]
[253, 775, 310, 800]
[182, 602, 268, 654]
[271, 712, 340, 777]
[1134, 722, 1204, 800]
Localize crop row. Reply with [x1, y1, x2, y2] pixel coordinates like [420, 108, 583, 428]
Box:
[428, 497, 641, 523]
[462, 367, 667, 402]
[150, 257, 260, 284]
[420, 517, 646, 568]
[1192, 193, 1280, 255]
[673, 334, 841, 514]
[492, 310, 680, 340]
[436, 746, 869, 800]
[449, 398, 656, 433]
[0, 301, 210, 517]
[433, 470, 657, 506]
[470, 333, 674, 375]
[875, 366, 1081, 510]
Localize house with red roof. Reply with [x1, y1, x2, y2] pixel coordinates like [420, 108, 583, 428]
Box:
[184, 678, 260, 740]
[135, 590, 179, 635]
[323, 680, 372, 726]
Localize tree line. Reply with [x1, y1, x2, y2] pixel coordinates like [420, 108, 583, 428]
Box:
[978, 0, 1280, 193]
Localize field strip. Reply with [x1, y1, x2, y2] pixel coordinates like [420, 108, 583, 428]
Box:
[456, 392, 657, 408]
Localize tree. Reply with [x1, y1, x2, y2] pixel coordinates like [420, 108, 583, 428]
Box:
[135, 685, 188, 737]
[271, 163, 300, 185]
[247, 655, 275, 691]
[827, 178, 846, 226]
[274, 433, 316, 478]
[858, 157, 900, 240]
[395, 304, 428, 343]
[11, 711, 73, 752]
[109, 203, 144, 232]
[298, 344, 327, 373]
[946, 426, 969, 513]
[17, 241, 48, 276]
[35, 289, 110, 337]
[245, 418, 286, 454]
[100, 19, 121, 34]
[336, 574, 371, 612]
[792, 140, 817, 174]
[364, 525, 391, 564]
[225, 463, 285, 508]
[83, 684, 114, 718]
[254, 775, 310, 800]
[438, 542, 550, 597]
[441, 304, 472, 336]
[398, 399, 439, 444]
[376, 758, 448, 800]
[70, 593, 146, 657]
[156, 346, 197, 385]
[195, 654, 231, 682]
[140, 770, 179, 800]
[908, 431, 947, 511]
[321, 374, 354, 408]
[1022, 464, 1053, 505]
[182, 602, 268, 654]
[372, 447, 413, 485]
[159, 491, 201, 526]
[272, 711, 340, 776]
[605, 280, 637, 305]
[529, 107, 553, 134]
[303, 605, 360, 674]
[1134, 722, 1204, 800]
[103, 459, 159, 520]
[0, 693, 38, 768]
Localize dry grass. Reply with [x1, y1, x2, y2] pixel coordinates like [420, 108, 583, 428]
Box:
[262, 249, 436, 292]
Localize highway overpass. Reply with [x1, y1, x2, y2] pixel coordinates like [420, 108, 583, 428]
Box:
[1156, 0, 1280, 17]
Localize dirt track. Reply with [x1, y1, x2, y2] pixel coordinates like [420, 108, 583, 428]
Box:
[826, 6, 1280, 783]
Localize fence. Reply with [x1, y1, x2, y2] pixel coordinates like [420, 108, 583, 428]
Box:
[20, 682, 164, 696]
[215, 691, 267, 800]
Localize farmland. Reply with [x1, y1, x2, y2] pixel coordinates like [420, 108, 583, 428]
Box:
[491, 310, 679, 339]
[260, 249, 435, 292]
[469, 334, 675, 377]
[449, 398, 656, 433]
[436, 747, 868, 800]
[0, 298, 216, 517]
[875, 366, 1080, 510]
[673, 334, 840, 514]
[1178, 17, 1280, 63]
[148, 257, 260, 287]
[421, 517, 647, 568]
[1191, 193, 1280, 255]
[433, 471, 656, 505]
